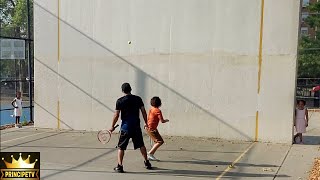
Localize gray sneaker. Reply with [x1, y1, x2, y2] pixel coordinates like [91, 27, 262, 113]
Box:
[147, 154, 159, 161]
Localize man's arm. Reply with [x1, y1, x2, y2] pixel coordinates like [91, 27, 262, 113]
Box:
[140, 106, 148, 127]
[109, 110, 120, 132]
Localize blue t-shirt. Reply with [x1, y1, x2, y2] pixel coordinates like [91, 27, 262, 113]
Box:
[116, 95, 144, 133]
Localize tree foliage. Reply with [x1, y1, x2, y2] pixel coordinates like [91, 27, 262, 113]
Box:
[0, 0, 33, 79]
[0, 0, 33, 38]
[299, 2, 320, 78]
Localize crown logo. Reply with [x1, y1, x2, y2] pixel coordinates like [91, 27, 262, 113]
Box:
[2, 153, 38, 169]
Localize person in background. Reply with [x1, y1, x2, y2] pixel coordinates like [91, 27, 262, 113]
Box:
[294, 100, 309, 144]
[11, 91, 22, 128]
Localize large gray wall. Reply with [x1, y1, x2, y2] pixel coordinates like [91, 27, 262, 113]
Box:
[34, 0, 300, 143]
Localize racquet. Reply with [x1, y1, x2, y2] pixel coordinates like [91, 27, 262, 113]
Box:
[97, 124, 119, 144]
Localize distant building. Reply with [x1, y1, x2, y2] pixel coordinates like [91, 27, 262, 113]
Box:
[301, 0, 317, 39]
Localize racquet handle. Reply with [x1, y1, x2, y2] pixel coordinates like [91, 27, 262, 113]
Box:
[114, 124, 119, 129]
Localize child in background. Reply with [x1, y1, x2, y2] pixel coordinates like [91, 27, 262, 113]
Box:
[146, 96, 169, 161]
[294, 100, 309, 144]
[11, 92, 22, 128]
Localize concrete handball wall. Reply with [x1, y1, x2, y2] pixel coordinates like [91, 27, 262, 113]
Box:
[34, 0, 300, 143]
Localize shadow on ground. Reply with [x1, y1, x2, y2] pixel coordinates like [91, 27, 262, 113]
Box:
[303, 136, 320, 145]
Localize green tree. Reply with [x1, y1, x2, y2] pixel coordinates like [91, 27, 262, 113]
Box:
[0, 0, 33, 95]
[0, 0, 33, 38]
[299, 2, 320, 78]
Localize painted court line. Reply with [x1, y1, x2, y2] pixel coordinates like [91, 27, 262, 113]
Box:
[1, 130, 56, 144]
[216, 142, 256, 180]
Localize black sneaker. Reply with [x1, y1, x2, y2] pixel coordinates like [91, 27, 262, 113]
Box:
[114, 164, 124, 173]
[144, 160, 152, 170]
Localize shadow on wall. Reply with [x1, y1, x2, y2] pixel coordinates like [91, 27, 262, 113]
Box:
[34, 2, 253, 141]
[35, 101, 74, 130]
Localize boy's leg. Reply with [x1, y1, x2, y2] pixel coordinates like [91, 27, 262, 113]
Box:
[17, 116, 20, 124]
[149, 142, 163, 155]
[147, 130, 164, 155]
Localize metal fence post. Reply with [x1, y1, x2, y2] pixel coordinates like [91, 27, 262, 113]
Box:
[27, 0, 33, 123]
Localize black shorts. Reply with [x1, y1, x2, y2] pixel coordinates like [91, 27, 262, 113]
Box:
[117, 129, 145, 150]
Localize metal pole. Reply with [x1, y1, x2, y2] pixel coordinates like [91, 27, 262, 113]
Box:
[15, 59, 17, 93]
[27, 0, 33, 123]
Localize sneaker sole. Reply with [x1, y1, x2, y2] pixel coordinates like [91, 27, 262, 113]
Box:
[147, 155, 160, 162]
[148, 158, 160, 162]
[113, 168, 124, 173]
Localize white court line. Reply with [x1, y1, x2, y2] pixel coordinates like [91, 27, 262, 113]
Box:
[0, 126, 41, 135]
[1, 130, 56, 144]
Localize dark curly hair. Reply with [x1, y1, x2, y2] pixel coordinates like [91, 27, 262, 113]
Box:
[121, 83, 132, 94]
[150, 96, 162, 108]
[297, 100, 306, 105]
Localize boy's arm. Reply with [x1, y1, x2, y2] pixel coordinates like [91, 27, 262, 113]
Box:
[140, 106, 148, 127]
[109, 110, 120, 132]
[158, 110, 168, 123]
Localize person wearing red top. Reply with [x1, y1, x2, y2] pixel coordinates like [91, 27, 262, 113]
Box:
[146, 96, 169, 161]
[311, 85, 320, 92]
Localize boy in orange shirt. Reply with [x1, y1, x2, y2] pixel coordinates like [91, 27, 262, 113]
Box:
[146, 96, 169, 161]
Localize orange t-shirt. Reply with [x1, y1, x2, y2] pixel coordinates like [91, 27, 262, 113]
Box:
[147, 107, 163, 130]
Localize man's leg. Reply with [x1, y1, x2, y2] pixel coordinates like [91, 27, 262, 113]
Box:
[140, 146, 148, 161]
[132, 128, 152, 169]
[140, 146, 152, 169]
[114, 131, 129, 173]
[118, 149, 125, 165]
